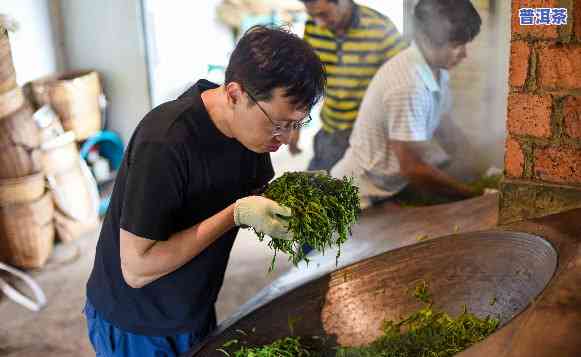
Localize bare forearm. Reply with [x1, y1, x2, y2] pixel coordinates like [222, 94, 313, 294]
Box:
[407, 164, 475, 198]
[390, 140, 475, 199]
[122, 203, 236, 288]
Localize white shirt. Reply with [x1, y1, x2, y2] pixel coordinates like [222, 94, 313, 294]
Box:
[331, 42, 452, 208]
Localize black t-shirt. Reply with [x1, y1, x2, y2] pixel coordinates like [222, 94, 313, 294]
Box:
[86, 80, 274, 336]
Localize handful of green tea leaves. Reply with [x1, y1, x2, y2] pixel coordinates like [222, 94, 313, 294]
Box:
[256, 172, 360, 271]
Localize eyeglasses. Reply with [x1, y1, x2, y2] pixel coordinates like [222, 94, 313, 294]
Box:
[246, 91, 312, 135]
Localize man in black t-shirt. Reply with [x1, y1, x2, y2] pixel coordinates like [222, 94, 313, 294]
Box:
[84, 26, 326, 357]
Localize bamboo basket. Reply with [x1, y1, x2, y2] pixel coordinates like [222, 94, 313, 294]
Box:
[41, 131, 78, 176]
[48, 163, 98, 227]
[0, 86, 24, 119]
[0, 172, 45, 206]
[31, 70, 102, 141]
[0, 29, 17, 94]
[43, 132, 99, 240]
[54, 209, 99, 244]
[34, 105, 65, 144]
[0, 104, 42, 179]
[0, 192, 55, 269]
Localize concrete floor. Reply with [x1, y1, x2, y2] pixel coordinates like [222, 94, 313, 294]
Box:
[0, 226, 300, 356]
[0, 120, 318, 357]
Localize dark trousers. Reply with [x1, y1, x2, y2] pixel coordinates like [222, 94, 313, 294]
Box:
[307, 128, 352, 173]
[83, 300, 209, 356]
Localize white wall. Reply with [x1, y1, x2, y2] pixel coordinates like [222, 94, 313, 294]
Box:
[143, 0, 235, 106]
[58, 0, 151, 144]
[143, 1, 405, 108]
[0, 0, 62, 84]
[489, 0, 510, 169]
[358, 0, 404, 33]
[447, 1, 510, 177]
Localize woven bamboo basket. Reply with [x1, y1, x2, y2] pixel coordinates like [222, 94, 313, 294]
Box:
[34, 105, 65, 144]
[0, 104, 42, 179]
[0, 191, 55, 269]
[0, 29, 17, 94]
[43, 131, 99, 240]
[0, 172, 45, 206]
[47, 162, 99, 227]
[0, 86, 24, 119]
[41, 132, 78, 176]
[31, 70, 102, 141]
[54, 209, 99, 244]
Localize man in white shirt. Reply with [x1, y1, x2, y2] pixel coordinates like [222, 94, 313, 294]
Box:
[331, 0, 482, 209]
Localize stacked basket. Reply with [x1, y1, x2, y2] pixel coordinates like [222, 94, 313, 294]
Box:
[31, 70, 102, 141]
[0, 27, 55, 269]
[41, 131, 100, 244]
[29, 69, 103, 244]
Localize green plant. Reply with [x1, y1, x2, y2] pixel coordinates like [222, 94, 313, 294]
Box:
[255, 172, 361, 271]
[219, 336, 312, 357]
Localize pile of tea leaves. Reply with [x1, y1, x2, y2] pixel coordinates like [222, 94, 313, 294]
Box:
[466, 174, 502, 195]
[219, 336, 312, 357]
[335, 281, 500, 357]
[395, 174, 502, 207]
[255, 172, 360, 271]
[219, 283, 499, 357]
[394, 190, 456, 207]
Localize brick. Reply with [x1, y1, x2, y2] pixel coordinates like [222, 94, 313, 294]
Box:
[538, 44, 581, 90]
[507, 93, 553, 138]
[512, 0, 560, 39]
[563, 96, 581, 138]
[505, 137, 526, 178]
[576, 0, 581, 40]
[534, 146, 581, 184]
[509, 41, 531, 87]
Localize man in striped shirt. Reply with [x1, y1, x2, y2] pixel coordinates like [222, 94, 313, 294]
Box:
[292, 0, 407, 173]
[331, 0, 482, 209]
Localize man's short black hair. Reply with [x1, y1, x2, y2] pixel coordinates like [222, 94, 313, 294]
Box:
[225, 25, 326, 111]
[414, 0, 481, 45]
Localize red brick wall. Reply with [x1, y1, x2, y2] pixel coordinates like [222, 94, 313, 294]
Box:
[564, 96, 581, 138]
[576, 0, 581, 38]
[505, 0, 581, 187]
[538, 45, 581, 90]
[505, 137, 526, 177]
[509, 41, 531, 87]
[507, 93, 552, 138]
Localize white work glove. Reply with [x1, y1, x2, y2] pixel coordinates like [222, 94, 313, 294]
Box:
[234, 196, 293, 240]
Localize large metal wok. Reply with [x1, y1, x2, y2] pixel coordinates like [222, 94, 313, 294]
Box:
[190, 230, 557, 356]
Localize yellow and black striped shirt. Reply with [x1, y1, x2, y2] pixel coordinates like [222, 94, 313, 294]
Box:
[304, 4, 407, 132]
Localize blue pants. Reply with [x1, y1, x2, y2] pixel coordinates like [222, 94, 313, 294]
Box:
[83, 300, 206, 357]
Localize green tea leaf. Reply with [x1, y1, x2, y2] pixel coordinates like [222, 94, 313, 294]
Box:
[255, 172, 361, 271]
